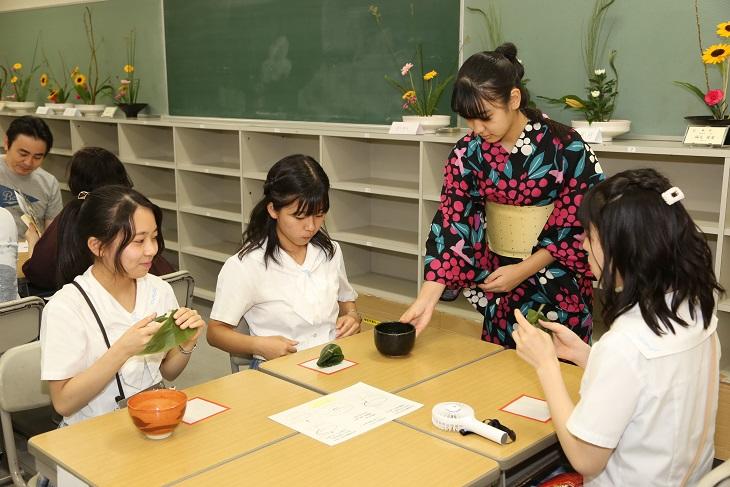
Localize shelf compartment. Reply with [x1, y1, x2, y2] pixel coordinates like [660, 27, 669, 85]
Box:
[242, 178, 264, 224]
[175, 127, 240, 175]
[421, 141, 452, 201]
[321, 136, 419, 198]
[42, 154, 71, 188]
[123, 164, 177, 211]
[241, 131, 319, 175]
[160, 208, 178, 252]
[70, 121, 119, 154]
[161, 249, 179, 271]
[340, 242, 418, 303]
[180, 253, 222, 302]
[119, 124, 174, 167]
[178, 212, 241, 263]
[177, 170, 242, 222]
[44, 119, 73, 153]
[327, 190, 419, 255]
[420, 200, 440, 256]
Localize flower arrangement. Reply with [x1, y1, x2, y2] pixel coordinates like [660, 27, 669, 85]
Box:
[72, 7, 111, 105]
[114, 30, 141, 104]
[538, 0, 619, 123]
[0, 66, 8, 100]
[40, 53, 72, 104]
[674, 4, 729, 121]
[369, 5, 454, 117]
[8, 60, 41, 103]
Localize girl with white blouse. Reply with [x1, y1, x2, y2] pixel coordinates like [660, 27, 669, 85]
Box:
[513, 169, 721, 486]
[207, 154, 360, 369]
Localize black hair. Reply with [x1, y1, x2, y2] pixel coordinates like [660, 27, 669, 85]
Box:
[57, 185, 164, 284]
[451, 42, 572, 141]
[578, 168, 723, 336]
[238, 154, 333, 266]
[68, 147, 133, 196]
[5, 115, 54, 154]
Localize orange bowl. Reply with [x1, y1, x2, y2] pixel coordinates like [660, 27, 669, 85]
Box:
[127, 389, 187, 440]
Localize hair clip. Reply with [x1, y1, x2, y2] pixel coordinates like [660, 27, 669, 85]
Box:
[661, 186, 684, 206]
[77, 191, 89, 200]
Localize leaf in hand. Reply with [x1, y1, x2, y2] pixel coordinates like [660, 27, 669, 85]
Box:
[138, 309, 197, 355]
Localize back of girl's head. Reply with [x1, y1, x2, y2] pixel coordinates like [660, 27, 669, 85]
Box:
[452, 42, 571, 140]
[68, 147, 133, 196]
[239, 154, 333, 265]
[578, 168, 723, 335]
[57, 185, 164, 284]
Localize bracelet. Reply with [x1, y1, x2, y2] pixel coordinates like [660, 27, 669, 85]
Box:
[178, 343, 197, 355]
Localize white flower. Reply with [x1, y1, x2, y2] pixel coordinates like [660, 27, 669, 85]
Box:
[594, 69, 606, 75]
[591, 90, 600, 97]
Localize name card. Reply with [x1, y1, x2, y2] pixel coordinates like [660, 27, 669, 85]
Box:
[63, 107, 81, 117]
[101, 106, 118, 118]
[683, 125, 730, 146]
[35, 106, 50, 115]
[389, 121, 424, 135]
[573, 126, 603, 144]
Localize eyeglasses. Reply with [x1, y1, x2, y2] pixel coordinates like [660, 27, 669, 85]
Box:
[459, 418, 516, 443]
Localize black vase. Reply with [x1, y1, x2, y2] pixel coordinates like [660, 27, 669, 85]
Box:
[684, 115, 730, 126]
[117, 103, 148, 118]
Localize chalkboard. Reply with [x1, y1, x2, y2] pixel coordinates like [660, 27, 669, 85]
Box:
[163, 0, 459, 123]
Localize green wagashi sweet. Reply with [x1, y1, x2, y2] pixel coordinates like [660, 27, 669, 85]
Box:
[317, 343, 344, 367]
[525, 304, 551, 334]
[138, 309, 197, 355]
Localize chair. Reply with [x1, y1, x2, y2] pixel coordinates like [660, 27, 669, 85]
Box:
[229, 316, 253, 373]
[0, 342, 50, 486]
[0, 297, 44, 355]
[160, 270, 195, 308]
[698, 459, 730, 487]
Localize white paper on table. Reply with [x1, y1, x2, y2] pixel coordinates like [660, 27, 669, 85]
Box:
[269, 382, 422, 446]
[182, 397, 230, 425]
[298, 357, 357, 374]
[57, 466, 89, 487]
[500, 394, 551, 422]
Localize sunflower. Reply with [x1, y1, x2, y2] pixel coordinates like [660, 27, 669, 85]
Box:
[423, 70, 438, 81]
[123, 64, 135, 74]
[10, 76, 17, 84]
[702, 44, 730, 64]
[12, 63, 22, 70]
[717, 21, 730, 38]
[40, 73, 49, 87]
[74, 73, 87, 86]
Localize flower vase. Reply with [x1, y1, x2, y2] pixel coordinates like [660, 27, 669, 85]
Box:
[571, 120, 631, 142]
[45, 102, 74, 114]
[116, 103, 148, 119]
[5, 101, 37, 114]
[684, 116, 730, 127]
[75, 104, 106, 117]
[402, 115, 451, 133]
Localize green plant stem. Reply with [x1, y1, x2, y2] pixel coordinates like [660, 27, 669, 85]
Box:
[466, 4, 502, 50]
[693, 0, 710, 92]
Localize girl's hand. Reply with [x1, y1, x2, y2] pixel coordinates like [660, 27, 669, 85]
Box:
[478, 264, 526, 294]
[512, 309, 559, 370]
[115, 313, 163, 357]
[256, 336, 299, 360]
[336, 312, 361, 338]
[540, 320, 591, 368]
[174, 307, 205, 347]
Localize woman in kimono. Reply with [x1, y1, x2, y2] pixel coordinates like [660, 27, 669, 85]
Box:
[401, 43, 604, 347]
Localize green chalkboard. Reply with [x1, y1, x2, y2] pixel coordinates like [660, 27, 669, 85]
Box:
[163, 0, 459, 123]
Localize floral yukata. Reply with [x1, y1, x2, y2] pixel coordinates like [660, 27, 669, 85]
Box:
[425, 119, 604, 347]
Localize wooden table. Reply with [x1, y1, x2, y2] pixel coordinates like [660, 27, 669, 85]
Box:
[396, 350, 583, 482]
[174, 423, 501, 486]
[259, 326, 503, 394]
[28, 371, 321, 486]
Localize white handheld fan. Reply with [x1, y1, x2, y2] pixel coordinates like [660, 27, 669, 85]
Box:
[432, 402, 508, 444]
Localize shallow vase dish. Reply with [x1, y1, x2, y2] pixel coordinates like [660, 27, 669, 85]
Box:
[402, 115, 451, 133]
[571, 119, 631, 142]
[5, 101, 37, 114]
[75, 104, 106, 117]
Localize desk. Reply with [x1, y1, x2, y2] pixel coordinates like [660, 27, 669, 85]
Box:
[29, 371, 320, 486]
[260, 327, 503, 394]
[175, 422, 501, 486]
[396, 350, 582, 481]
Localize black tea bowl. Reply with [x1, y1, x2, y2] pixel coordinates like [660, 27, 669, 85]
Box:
[374, 322, 416, 356]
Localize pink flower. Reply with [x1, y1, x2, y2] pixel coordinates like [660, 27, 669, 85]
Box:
[121, 79, 131, 85]
[705, 89, 725, 106]
[402, 102, 409, 109]
[401, 62, 414, 76]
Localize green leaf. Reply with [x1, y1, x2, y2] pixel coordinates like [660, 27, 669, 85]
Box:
[317, 343, 344, 367]
[673, 81, 706, 102]
[525, 304, 551, 334]
[137, 309, 196, 355]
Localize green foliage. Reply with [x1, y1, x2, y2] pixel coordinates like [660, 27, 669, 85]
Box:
[138, 309, 196, 355]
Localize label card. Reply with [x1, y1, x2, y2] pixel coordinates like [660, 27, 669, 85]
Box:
[389, 121, 424, 135]
[62, 107, 81, 117]
[101, 106, 118, 118]
[500, 394, 551, 422]
[683, 125, 730, 146]
[298, 358, 358, 375]
[573, 126, 603, 144]
[35, 106, 50, 115]
[182, 397, 230, 425]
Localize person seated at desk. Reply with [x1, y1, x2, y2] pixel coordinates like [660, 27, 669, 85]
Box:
[0, 116, 61, 237]
[0, 207, 18, 302]
[23, 147, 174, 294]
[513, 169, 721, 486]
[206, 154, 361, 369]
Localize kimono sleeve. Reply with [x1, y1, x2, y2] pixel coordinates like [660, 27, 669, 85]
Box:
[424, 136, 489, 290]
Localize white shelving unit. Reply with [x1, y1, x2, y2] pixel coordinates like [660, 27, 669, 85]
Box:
[2, 112, 729, 370]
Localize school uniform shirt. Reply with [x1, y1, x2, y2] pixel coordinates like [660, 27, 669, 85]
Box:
[40, 267, 179, 425]
[211, 241, 358, 359]
[567, 297, 719, 486]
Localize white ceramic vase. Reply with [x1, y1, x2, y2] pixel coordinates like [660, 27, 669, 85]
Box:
[402, 115, 451, 133]
[76, 104, 106, 117]
[45, 102, 74, 114]
[5, 101, 37, 113]
[571, 119, 631, 142]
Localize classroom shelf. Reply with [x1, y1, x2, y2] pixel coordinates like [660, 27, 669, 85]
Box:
[41, 154, 71, 188]
[421, 141, 452, 200]
[119, 124, 175, 167]
[175, 127, 241, 176]
[177, 169, 242, 222]
[124, 164, 177, 210]
[45, 119, 73, 153]
[161, 208, 179, 251]
[340, 242, 419, 303]
[240, 131, 320, 173]
[179, 253, 222, 303]
[178, 212, 241, 263]
[242, 178, 264, 224]
[71, 121, 119, 154]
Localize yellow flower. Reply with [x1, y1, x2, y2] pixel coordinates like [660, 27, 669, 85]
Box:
[12, 63, 22, 70]
[717, 21, 730, 38]
[423, 70, 438, 81]
[702, 44, 730, 64]
[565, 97, 585, 109]
[10, 76, 18, 84]
[124, 64, 135, 73]
[47, 90, 58, 101]
[402, 90, 416, 100]
[74, 73, 87, 86]
[71, 66, 79, 76]
[40, 73, 49, 87]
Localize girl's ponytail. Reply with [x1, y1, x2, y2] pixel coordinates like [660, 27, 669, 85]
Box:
[57, 198, 89, 285]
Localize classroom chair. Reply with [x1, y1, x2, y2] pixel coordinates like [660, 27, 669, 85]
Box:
[160, 270, 195, 308]
[0, 342, 49, 487]
[698, 459, 730, 487]
[0, 297, 44, 356]
[229, 316, 253, 373]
